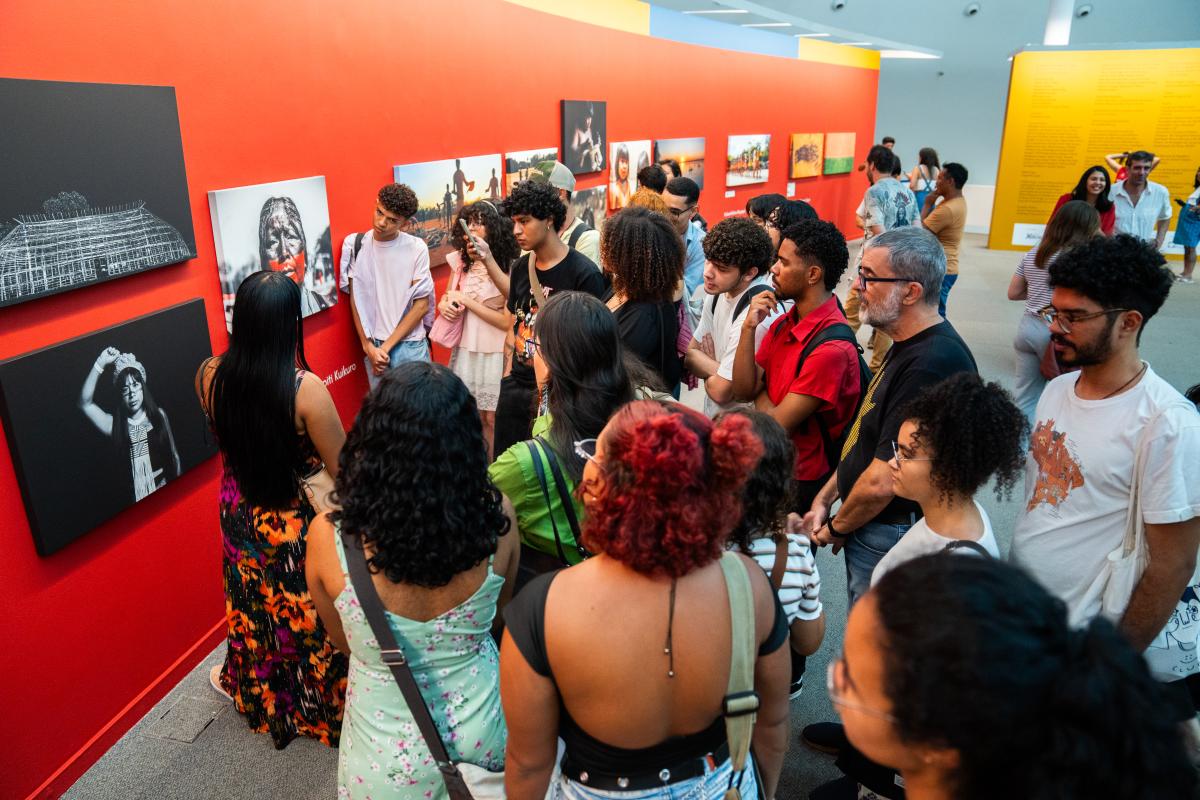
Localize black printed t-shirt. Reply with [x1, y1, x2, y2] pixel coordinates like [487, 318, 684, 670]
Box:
[836, 320, 977, 522]
[507, 249, 606, 385]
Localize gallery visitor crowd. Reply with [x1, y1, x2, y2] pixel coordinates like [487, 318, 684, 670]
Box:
[195, 146, 1200, 800]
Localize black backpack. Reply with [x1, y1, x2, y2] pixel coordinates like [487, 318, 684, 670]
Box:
[710, 283, 775, 320]
[794, 322, 873, 472]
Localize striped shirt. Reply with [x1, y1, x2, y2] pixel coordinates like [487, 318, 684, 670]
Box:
[745, 532, 822, 624]
[1015, 247, 1056, 315]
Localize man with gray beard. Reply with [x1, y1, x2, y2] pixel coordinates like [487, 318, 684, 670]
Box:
[798, 227, 978, 789]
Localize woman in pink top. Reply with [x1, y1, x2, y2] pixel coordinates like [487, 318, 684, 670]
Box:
[1050, 166, 1115, 236]
[439, 201, 521, 458]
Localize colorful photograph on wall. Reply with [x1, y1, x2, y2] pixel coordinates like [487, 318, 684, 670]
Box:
[824, 132, 857, 175]
[608, 140, 653, 210]
[0, 299, 217, 556]
[393, 154, 504, 265]
[505, 148, 558, 193]
[208, 176, 335, 332]
[726, 135, 771, 187]
[561, 100, 607, 176]
[654, 137, 706, 190]
[0, 78, 196, 309]
[571, 186, 607, 232]
[790, 134, 825, 179]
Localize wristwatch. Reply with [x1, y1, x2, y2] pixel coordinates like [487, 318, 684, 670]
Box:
[827, 516, 848, 539]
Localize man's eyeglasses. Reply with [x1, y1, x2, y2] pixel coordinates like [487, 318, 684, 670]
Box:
[668, 205, 696, 217]
[891, 441, 933, 465]
[855, 269, 914, 289]
[574, 438, 598, 463]
[1038, 305, 1130, 334]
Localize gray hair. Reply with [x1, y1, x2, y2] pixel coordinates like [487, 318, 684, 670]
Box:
[864, 226, 945, 306]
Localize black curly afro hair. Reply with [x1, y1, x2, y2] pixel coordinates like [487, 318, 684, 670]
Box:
[781, 219, 849, 290]
[1049, 234, 1173, 341]
[901, 372, 1028, 504]
[378, 183, 418, 219]
[450, 201, 521, 270]
[702, 217, 775, 277]
[719, 408, 796, 554]
[501, 179, 567, 232]
[332, 361, 509, 588]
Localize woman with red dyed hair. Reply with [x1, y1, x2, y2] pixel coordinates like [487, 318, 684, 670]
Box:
[500, 400, 791, 799]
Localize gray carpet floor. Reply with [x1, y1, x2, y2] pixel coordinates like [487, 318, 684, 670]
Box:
[64, 234, 1198, 799]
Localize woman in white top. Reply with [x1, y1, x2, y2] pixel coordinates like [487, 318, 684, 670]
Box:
[872, 373, 1026, 586]
[1007, 200, 1100, 422]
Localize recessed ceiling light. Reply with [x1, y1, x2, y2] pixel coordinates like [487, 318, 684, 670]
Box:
[742, 22, 792, 27]
[795, 32, 832, 37]
[879, 50, 940, 59]
[840, 41, 872, 46]
[682, 8, 750, 13]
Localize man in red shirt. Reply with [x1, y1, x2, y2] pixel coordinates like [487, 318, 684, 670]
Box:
[731, 219, 864, 511]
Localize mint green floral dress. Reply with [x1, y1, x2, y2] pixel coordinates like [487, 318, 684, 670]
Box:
[333, 529, 507, 799]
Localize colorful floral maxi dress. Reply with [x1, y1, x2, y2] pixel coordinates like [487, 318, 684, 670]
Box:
[217, 433, 348, 748]
[332, 527, 506, 799]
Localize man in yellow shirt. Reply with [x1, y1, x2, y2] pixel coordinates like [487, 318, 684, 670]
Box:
[920, 162, 968, 317]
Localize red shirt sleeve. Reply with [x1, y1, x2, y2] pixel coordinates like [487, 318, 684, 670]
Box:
[1049, 193, 1070, 226]
[1100, 205, 1116, 236]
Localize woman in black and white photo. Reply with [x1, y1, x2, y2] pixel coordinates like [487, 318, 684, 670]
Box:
[80, 346, 181, 502]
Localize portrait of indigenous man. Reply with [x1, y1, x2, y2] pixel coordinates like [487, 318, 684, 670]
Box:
[258, 196, 336, 316]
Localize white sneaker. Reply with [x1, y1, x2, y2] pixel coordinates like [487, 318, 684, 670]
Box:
[1177, 276, 1194, 284]
[209, 665, 233, 701]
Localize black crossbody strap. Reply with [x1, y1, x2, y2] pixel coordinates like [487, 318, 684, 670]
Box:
[534, 436, 586, 558]
[339, 529, 474, 800]
[525, 440, 570, 564]
[943, 539, 992, 557]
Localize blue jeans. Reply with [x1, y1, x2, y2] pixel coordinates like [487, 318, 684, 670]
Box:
[551, 756, 758, 799]
[843, 520, 912, 606]
[938, 273, 958, 318]
[366, 337, 430, 389]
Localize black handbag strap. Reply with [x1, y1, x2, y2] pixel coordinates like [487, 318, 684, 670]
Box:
[534, 436, 586, 558]
[525, 440, 571, 564]
[339, 529, 474, 800]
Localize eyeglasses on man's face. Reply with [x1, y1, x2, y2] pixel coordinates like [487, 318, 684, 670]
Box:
[855, 268, 914, 289]
[667, 205, 696, 217]
[1037, 305, 1130, 334]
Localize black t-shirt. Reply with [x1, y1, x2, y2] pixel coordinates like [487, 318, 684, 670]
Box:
[612, 298, 683, 390]
[836, 320, 977, 521]
[506, 249, 607, 385]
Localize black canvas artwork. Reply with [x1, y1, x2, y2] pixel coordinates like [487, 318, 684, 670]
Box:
[561, 100, 607, 176]
[0, 78, 196, 308]
[0, 299, 217, 556]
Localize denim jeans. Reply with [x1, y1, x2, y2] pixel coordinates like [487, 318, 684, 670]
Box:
[843, 520, 912, 606]
[365, 337, 430, 389]
[938, 273, 958, 318]
[1012, 312, 1051, 425]
[551, 756, 758, 799]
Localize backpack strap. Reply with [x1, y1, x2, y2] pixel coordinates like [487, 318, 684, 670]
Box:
[732, 284, 775, 321]
[533, 436, 587, 560]
[794, 322, 869, 472]
[524, 440, 570, 565]
[352, 231, 366, 263]
[567, 219, 592, 250]
[943, 540, 992, 558]
[719, 551, 759, 798]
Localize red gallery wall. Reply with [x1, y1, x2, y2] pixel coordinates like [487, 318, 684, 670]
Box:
[0, 2, 877, 796]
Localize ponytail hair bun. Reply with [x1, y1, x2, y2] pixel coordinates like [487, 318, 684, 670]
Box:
[582, 400, 762, 578]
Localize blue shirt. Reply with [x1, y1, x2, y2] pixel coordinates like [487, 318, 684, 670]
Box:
[683, 223, 707, 301]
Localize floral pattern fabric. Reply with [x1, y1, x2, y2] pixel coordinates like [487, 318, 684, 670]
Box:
[333, 528, 507, 799]
[217, 470, 348, 749]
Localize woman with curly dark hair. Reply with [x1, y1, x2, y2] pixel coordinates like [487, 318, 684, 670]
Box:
[306, 361, 518, 800]
[836, 553, 1196, 800]
[871, 373, 1026, 585]
[502, 400, 791, 799]
[601, 206, 685, 392]
[439, 200, 521, 458]
[722, 409, 825, 699]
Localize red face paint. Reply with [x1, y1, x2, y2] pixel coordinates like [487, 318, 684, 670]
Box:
[269, 250, 306, 284]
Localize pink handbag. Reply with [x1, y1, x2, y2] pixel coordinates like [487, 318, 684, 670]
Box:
[429, 264, 465, 349]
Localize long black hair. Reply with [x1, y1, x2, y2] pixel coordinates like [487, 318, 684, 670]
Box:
[873, 555, 1196, 800]
[537, 291, 635, 481]
[207, 271, 311, 508]
[1070, 165, 1114, 213]
[112, 361, 179, 489]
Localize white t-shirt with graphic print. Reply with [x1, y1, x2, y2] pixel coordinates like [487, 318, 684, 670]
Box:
[1010, 365, 1200, 626]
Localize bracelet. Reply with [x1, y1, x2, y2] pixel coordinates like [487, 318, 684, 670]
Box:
[93, 363, 105, 374]
[826, 516, 848, 539]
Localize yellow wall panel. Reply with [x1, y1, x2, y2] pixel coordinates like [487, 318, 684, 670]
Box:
[798, 38, 880, 70]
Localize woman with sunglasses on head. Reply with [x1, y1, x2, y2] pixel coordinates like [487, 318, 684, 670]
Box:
[833, 553, 1196, 800]
[488, 291, 635, 578]
[1007, 200, 1100, 422]
[501, 400, 790, 799]
[872, 373, 1026, 585]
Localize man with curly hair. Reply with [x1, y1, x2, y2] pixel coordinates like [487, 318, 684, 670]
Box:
[339, 183, 434, 389]
[686, 217, 777, 417]
[731, 219, 864, 514]
[1011, 234, 1200, 720]
[476, 180, 607, 455]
